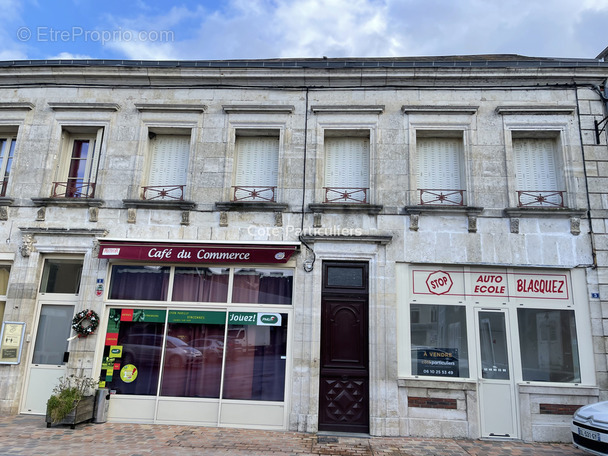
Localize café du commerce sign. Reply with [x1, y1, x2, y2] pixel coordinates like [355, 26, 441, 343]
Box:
[98, 240, 299, 264]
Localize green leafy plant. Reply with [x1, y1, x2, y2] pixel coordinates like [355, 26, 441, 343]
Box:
[46, 373, 97, 424]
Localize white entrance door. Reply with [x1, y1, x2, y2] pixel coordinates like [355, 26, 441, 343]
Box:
[475, 309, 518, 438]
[22, 303, 74, 414]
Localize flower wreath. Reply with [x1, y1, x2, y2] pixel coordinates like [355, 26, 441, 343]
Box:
[71, 309, 100, 337]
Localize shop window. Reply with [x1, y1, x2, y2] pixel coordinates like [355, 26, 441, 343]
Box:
[517, 308, 580, 383]
[0, 136, 16, 196]
[172, 267, 229, 302]
[161, 310, 225, 398]
[54, 127, 103, 198]
[416, 133, 465, 206]
[222, 311, 288, 401]
[39, 259, 83, 294]
[109, 265, 170, 301]
[100, 308, 288, 402]
[410, 304, 469, 378]
[512, 134, 565, 207]
[143, 133, 191, 201]
[233, 134, 279, 202]
[324, 134, 370, 204]
[232, 268, 293, 304]
[103, 308, 167, 395]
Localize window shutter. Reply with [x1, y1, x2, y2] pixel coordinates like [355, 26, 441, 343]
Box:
[324, 137, 370, 188]
[234, 137, 279, 187]
[417, 138, 463, 190]
[149, 135, 190, 186]
[88, 127, 103, 183]
[513, 138, 558, 192]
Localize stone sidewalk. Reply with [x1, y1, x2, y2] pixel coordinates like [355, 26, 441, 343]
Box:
[0, 415, 587, 456]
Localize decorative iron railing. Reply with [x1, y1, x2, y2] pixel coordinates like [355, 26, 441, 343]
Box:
[419, 189, 465, 206]
[517, 190, 565, 208]
[52, 181, 96, 198]
[232, 186, 276, 202]
[142, 185, 185, 201]
[324, 187, 368, 204]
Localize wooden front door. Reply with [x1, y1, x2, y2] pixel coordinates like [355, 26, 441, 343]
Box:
[319, 261, 369, 433]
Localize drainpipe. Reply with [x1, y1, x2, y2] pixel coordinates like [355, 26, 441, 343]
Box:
[299, 87, 316, 272]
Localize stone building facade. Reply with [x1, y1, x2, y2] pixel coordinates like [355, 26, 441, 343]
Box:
[0, 56, 606, 442]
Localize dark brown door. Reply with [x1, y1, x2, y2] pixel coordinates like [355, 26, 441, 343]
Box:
[318, 261, 369, 433]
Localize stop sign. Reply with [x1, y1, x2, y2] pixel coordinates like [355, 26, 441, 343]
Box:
[426, 270, 453, 295]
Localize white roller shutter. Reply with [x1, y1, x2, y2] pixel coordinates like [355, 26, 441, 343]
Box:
[417, 137, 463, 190]
[148, 135, 190, 186]
[234, 137, 279, 187]
[324, 137, 370, 188]
[513, 138, 558, 192]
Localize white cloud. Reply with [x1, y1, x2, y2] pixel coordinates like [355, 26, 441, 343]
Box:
[46, 52, 93, 60]
[33, 0, 608, 61]
[105, 39, 177, 60]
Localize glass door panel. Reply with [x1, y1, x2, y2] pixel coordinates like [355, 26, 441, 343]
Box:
[32, 305, 73, 364]
[478, 311, 510, 380]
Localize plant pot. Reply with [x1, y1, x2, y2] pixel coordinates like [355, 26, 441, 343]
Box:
[45, 395, 95, 429]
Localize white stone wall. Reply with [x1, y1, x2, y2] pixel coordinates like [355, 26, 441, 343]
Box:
[0, 63, 604, 441]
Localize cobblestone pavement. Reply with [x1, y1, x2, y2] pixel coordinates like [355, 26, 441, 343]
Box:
[0, 415, 587, 456]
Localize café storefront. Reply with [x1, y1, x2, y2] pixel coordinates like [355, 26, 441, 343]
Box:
[96, 239, 299, 429]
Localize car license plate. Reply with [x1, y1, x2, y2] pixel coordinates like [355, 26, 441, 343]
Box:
[578, 427, 601, 442]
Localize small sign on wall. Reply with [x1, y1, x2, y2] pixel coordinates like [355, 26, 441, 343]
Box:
[0, 321, 26, 364]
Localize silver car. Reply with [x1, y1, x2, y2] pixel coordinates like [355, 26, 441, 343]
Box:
[572, 401, 608, 455]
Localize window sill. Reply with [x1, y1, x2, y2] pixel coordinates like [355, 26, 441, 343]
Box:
[504, 207, 586, 218]
[404, 205, 483, 216]
[122, 199, 196, 210]
[398, 377, 477, 390]
[308, 203, 383, 215]
[0, 198, 14, 206]
[215, 201, 288, 212]
[32, 197, 104, 208]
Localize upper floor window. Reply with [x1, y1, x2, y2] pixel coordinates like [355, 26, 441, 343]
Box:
[512, 134, 564, 207]
[232, 133, 279, 202]
[0, 136, 16, 197]
[324, 133, 369, 204]
[53, 128, 103, 198]
[143, 133, 191, 201]
[416, 132, 465, 206]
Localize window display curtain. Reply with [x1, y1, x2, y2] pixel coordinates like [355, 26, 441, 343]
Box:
[232, 270, 293, 304]
[109, 266, 170, 301]
[172, 268, 229, 302]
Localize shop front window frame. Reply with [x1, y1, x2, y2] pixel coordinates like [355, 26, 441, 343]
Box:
[398, 265, 593, 386]
[101, 263, 293, 406]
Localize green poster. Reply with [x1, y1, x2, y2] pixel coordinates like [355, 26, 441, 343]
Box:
[168, 310, 226, 324]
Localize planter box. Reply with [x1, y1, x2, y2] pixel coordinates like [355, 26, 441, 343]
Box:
[46, 395, 95, 429]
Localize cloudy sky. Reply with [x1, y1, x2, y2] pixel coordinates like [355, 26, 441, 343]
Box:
[2, 0, 607, 61]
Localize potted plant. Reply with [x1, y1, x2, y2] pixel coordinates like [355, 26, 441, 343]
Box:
[45, 373, 97, 429]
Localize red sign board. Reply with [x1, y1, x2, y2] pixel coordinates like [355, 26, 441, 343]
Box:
[98, 240, 299, 264]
